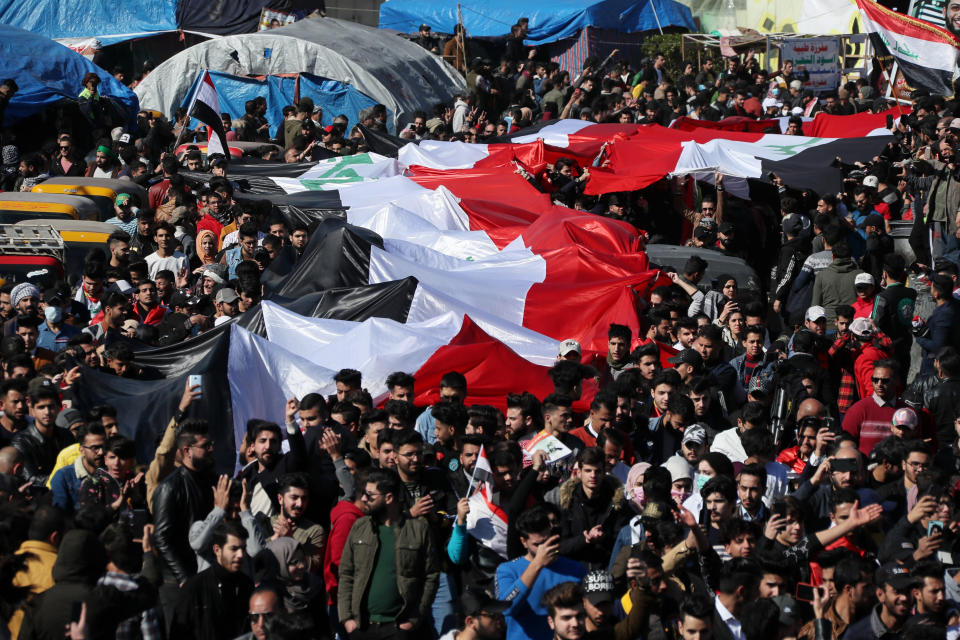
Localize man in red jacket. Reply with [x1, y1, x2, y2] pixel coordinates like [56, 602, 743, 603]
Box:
[133, 279, 168, 326]
[324, 467, 366, 638]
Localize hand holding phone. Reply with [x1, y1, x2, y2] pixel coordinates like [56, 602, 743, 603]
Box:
[188, 374, 202, 400]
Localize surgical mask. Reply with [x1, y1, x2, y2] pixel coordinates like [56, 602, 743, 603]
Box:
[695, 473, 710, 492]
[44, 305, 63, 324]
[671, 487, 692, 503]
[632, 486, 645, 506]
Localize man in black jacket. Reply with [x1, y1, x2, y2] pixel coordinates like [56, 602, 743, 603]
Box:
[923, 346, 960, 446]
[172, 520, 253, 640]
[771, 214, 811, 318]
[236, 401, 307, 519]
[11, 384, 73, 486]
[152, 418, 214, 628]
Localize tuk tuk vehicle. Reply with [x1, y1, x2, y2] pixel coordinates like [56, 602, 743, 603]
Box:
[32, 177, 149, 220]
[15, 219, 116, 279]
[0, 192, 100, 224]
[0, 224, 66, 287]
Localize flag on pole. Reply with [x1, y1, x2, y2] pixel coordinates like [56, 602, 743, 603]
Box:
[187, 70, 229, 158]
[856, 0, 960, 96]
[466, 483, 509, 559]
[467, 444, 494, 495]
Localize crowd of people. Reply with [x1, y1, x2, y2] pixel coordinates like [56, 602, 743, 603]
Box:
[2, 23, 960, 640]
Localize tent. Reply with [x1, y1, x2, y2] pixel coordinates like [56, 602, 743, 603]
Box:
[134, 17, 466, 131]
[0, 0, 321, 45]
[0, 24, 138, 126]
[379, 0, 696, 45]
[181, 71, 381, 138]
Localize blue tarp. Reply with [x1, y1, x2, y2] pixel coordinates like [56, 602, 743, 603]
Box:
[0, 0, 177, 43]
[0, 24, 140, 126]
[379, 0, 696, 45]
[181, 71, 382, 138]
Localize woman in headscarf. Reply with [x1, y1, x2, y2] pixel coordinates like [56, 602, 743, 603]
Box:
[194, 229, 219, 269]
[262, 537, 322, 626]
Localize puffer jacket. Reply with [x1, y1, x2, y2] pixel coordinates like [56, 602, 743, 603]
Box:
[557, 475, 630, 569]
[337, 514, 439, 630]
[811, 257, 864, 323]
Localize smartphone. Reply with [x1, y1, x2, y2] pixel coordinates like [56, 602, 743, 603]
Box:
[795, 583, 816, 602]
[188, 374, 202, 399]
[71, 601, 83, 623]
[928, 519, 945, 537]
[131, 508, 149, 533]
[821, 416, 842, 436]
[831, 458, 857, 473]
[772, 501, 787, 519]
[886, 114, 894, 129]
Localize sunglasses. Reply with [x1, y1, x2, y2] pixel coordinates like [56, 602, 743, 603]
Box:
[871, 377, 891, 384]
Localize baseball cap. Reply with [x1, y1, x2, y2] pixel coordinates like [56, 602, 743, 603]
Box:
[861, 213, 885, 230]
[862, 175, 879, 189]
[876, 563, 918, 590]
[790, 80, 803, 90]
[118, 133, 132, 144]
[854, 273, 875, 287]
[668, 348, 703, 369]
[460, 588, 508, 617]
[115, 193, 131, 206]
[717, 221, 735, 235]
[849, 316, 875, 338]
[419, 23, 431, 30]
[558, 339, 582, 357]
[662, 455, 693, 482]
[770, 595, 799, 626]
[210, 157, 228, 168]
[55, 407, 84, 430]
[892, 407, 918, 429]
[781, 213, 804, 236]
[215, 288, 239, 304]
[748, 370, 774, 397]
[682, 423, 707, 446]
[805, 306, 827, 322]
[761, 97, 782, 110]
[582, 570, 616, 605]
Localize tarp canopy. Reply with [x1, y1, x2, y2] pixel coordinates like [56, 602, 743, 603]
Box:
[0, 0, 178, 44]
[379, 0, 696, 45]
[0, 24, 139, 125]
[181, 70, 380, 139]
[135, 17, 466, 131]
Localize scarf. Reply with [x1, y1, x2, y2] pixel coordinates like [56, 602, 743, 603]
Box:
[266, 537, 314, 613]
[195, 229, 218, 265]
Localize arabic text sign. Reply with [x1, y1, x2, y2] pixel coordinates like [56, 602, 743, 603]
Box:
[782, 37, 841, 92]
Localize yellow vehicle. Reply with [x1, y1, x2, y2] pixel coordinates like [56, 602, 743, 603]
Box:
[0, 192, 100, 224]
[15, 219, 117, 278]
[32, 177, 149, 220]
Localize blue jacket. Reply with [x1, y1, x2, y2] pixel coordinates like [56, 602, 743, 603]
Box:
[917, 299, 960, 376]
[50, 458, 91, 514]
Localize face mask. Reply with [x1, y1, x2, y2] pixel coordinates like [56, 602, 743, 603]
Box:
[632, 486, 645, 506]
[695, 473, 710, 491]
[44, 305, 63, 324]
[671, 487, 692, 503]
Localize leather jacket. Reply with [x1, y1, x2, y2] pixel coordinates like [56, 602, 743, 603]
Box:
[152, 466, 212, 583]
[924, 376, 960, 445]
[11, 424, 74, 486]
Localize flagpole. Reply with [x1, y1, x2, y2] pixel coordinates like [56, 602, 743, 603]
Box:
[172, 69, 204, 151]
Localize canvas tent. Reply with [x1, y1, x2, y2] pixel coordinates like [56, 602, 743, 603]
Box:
[379, 0, 696, 45]
[135, 17, 466, 132]
[0, 24, 138, 126]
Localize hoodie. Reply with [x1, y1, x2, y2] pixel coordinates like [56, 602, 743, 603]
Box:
[811, 258, 865, 323]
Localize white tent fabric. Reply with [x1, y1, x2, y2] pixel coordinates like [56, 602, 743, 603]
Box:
[134, 17, 466, 130]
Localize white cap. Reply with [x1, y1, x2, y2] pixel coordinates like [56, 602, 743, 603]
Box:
[892, 407, 918, 429]
[854, 273, 875, 286]
[791, 106, 803, 115]
[662, 455, 693, 482]
[790, 80, 803, 90]
[862, 175, 879, 189]
[558, 339, 581, 357]
[805, 305, 827, 322]
[762, 97, 781, 110]
[849, 316, 875, 338]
